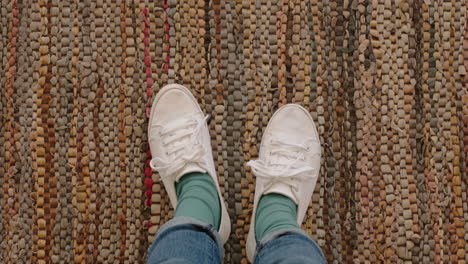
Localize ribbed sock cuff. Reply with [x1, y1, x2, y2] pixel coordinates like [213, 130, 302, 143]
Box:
[175, 172, 221, 230]
[255, 193, 300, 240]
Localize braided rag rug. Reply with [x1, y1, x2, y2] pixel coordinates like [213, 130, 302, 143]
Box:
[0, 0, 467, 263]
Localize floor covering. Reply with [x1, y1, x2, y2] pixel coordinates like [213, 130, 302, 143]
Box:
[0, 0, 467, 263]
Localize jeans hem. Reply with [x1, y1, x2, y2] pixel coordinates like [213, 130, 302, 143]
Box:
[256, 228, 326, 261]
[152, 216, 224, 258]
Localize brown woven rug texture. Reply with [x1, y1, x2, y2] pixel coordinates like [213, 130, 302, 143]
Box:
[0, 0, 467, 263]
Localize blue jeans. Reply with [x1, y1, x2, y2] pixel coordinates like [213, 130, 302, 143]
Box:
[147, 216, 326, 264]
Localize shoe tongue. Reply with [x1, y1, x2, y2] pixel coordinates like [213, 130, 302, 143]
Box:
[263, 183, 299, 204]
[174, 164, 207, 182]
[263, 155, 300, 205]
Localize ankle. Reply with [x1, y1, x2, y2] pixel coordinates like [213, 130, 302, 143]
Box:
[175, 172, 221, 230]
[255, 193, 300, 240]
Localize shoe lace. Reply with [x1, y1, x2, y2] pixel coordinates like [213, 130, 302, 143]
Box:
[149, 115, 210, 179]
[247, 138, 319, 196]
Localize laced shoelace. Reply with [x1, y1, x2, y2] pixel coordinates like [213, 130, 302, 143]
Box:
[149, 115, 210, 179]
[247, 138, 319, 197]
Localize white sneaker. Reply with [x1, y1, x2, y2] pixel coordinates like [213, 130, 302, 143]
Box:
[148, 83, 231, 242]
[245, 104, 321, 261]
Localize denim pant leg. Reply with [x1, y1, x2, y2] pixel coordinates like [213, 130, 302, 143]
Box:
[254, 228, 327, 264]
[147, 216, 224, 264]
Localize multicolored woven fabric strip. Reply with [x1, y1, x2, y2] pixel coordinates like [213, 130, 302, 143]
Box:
[0, 0, 467, 263]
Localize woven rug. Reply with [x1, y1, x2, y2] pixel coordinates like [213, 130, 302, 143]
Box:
[0, 0, 467, 263]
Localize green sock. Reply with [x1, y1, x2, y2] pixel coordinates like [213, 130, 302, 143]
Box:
[255, 193, 300, 240]
[175, 172, 221, 230]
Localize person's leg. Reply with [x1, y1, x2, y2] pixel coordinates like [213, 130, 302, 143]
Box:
[246, 104, 323, 262]
[147, 217, 223, 264]
[147, 84, 231, 263]
[252, 193, 326, 264]
[146, 171, 222, 264]
[253, 229, 326, 264]
[254, 193, 299, 240]
[174, 172, 221, 229]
